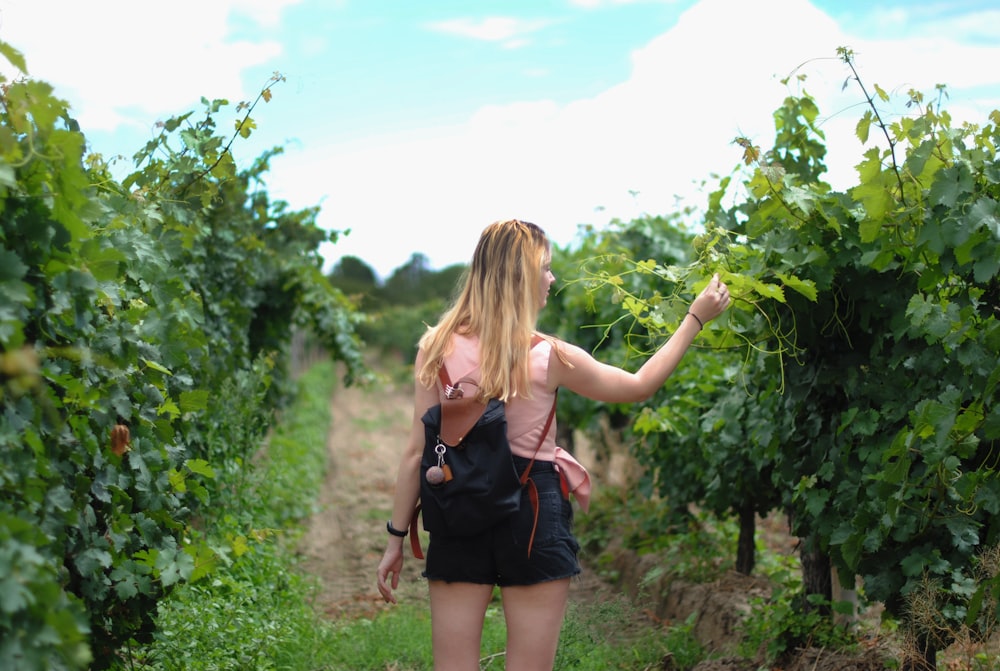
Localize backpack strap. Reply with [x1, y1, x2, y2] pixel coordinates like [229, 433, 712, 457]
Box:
[436, 365, 488, 447]
[518, 394, 557, 487]
[408, 503, 425, 559]
[519, 392, 557, 557]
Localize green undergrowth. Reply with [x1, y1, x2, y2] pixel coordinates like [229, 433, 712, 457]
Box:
[129, 360, 343, 670]
[330, 594, 696, 671]
[573, 479, 889, 669]
[575, 483, 740, 586]
[134, 540, 342, 671]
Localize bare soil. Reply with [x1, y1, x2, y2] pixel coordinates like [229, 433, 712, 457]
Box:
[295, 369, 896, 670]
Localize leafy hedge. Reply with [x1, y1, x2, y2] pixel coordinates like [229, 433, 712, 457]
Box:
[134, 361, 343, 671]
[0, 42, 366, 669]
[563, 50, 1000, 666]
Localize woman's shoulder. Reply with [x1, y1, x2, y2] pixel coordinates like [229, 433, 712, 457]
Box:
[451, 331, 479, 351]
[532, 331, 561, 349]
[443, 332, 481, 376]
[534, 332, 583, 358]
[421, 329, 478, 351]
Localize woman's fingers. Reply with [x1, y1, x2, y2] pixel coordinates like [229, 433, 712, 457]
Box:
[692, 273, 731, 321]
[377, 572, 397, 604]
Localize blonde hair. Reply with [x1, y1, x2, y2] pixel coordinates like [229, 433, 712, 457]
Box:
[417, 219, 549, 401]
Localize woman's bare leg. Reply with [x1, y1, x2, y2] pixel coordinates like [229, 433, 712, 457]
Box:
[501, 578, 571, 671]
[429, 580, 494, 671]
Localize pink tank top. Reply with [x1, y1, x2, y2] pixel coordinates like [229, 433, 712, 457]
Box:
[439, 333, 592, 510]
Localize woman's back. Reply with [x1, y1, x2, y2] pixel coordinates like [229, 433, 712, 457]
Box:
[441, 333, 559, 460]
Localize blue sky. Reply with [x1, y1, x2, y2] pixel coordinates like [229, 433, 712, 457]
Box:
[2, 0, 999, 279]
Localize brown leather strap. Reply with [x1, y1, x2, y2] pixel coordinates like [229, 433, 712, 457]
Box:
[517, 332, 555, 491]
[437, 366, 492, 446]
[520, 393, 557, 557]
[518, 393, 557, 487]
[525, 479, 540, 557]
[409, 504, 424, 559]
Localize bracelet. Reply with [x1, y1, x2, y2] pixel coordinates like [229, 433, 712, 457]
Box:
[686, 311, 705, 330]
[386, 521, 408, 538]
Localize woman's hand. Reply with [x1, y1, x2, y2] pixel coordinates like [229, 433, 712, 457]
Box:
[377, 542, 404, 604]
[688, 273, 731, 325]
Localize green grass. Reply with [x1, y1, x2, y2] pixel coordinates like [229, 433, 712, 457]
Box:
[325, 593, 691, 671]
[323, 604, 434, 670]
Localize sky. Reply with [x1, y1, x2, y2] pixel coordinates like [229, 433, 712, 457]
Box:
[1, 0, 999, 280]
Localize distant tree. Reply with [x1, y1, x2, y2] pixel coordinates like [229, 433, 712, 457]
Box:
[356, 256, 468, 360]
[427, 263, 467, 303]
[331, 255, 379, 286]
[329, 255, 381, 309]
[384, 252, 434, 304]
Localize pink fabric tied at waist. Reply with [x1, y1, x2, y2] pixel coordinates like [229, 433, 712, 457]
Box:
[553, 446, 591, 512]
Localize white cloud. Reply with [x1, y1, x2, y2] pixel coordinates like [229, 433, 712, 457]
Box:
[859, 6, 1000, 42]
[941, 9, 1000, 42]
[0, 0, 299, 131]
[424, 16, 553, 46]
[567, 0, 663, 7]
[301, 0, 1000, 277]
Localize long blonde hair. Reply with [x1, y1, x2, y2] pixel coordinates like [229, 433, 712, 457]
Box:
[417, 219, 549, 402]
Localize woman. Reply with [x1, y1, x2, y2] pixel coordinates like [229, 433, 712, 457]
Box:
[377, 219, 730, 670]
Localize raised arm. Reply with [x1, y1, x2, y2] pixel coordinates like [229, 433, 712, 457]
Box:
[549, 273, 730, 403]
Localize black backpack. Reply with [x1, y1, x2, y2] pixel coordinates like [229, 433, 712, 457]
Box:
[418, 387, 521, 539]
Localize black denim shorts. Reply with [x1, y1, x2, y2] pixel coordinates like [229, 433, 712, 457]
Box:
[422, 456, 581, 587]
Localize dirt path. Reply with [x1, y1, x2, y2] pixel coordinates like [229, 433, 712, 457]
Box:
[296, 371, 424, 619]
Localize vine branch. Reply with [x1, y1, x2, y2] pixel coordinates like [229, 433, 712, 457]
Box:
[838, 46, 908, 207]
[178, 71, 286, 198]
